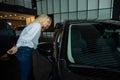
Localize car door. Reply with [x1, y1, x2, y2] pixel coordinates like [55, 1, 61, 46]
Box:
[57, 20, 120, 80]
[0, 20, 16, 57]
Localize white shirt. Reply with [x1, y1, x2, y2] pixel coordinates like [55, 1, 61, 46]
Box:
[16, 22, 41, 49]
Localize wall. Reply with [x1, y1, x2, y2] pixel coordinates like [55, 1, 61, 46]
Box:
[0, 0, 32, 8]
[36, 0, 114, 26]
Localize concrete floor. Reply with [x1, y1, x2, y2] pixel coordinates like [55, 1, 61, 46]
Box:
[32, 50, 52, 80]
[0, 55, 21, 80]
[0, 50, 52, 80]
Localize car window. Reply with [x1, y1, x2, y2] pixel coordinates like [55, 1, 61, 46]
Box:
[67, 22, 120, 67]
[67, 23, 100, 63]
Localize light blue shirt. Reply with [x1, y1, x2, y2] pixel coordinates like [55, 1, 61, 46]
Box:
[16, 22, 41, 49]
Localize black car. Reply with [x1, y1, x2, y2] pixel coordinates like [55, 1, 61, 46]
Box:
[0, 20, 16, 59]
[37, 20, 120, 80]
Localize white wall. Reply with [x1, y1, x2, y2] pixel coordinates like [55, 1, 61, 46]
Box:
[37, 0, 114, 26]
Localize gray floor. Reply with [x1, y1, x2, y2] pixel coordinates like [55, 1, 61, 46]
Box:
[0, 50, 52, 80]
[32, 50, 52, 80]
[0, 55, 21, 80]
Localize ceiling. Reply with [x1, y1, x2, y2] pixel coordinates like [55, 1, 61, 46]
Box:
[0, 11, 35, 20]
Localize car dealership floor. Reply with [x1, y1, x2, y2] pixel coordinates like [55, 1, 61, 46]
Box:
[0, 50, 52, 80]
[0, 55, 21, 80]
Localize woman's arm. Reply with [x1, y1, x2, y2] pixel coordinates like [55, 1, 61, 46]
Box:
[7, 46, 18, 55]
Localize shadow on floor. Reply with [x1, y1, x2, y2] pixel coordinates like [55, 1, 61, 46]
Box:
[0, 50, 52, 80]
[0, 55, 20, 80]
[32, 50, 52, 80]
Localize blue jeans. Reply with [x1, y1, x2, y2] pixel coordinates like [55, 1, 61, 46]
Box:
[16, 46, 34, 80]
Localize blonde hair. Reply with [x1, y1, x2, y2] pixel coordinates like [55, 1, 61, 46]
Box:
[34, 14, 52, 25]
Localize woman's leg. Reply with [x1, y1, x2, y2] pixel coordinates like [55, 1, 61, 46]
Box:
[16, 47, 33, 80]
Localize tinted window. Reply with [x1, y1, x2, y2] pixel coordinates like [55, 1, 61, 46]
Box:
[67, 23, 120, 68]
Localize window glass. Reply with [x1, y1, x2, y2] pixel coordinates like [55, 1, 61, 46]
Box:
[98, 9, 112, 19]
[69, 0, 77, 12]
[61, 0, 68, 12]
[78, 0, 87, 11]
[78, 11, 87, 20]
[69, 12, 77, 20]
[54, 0, 60, 13]
[88, 0, 98, 10]
[88, 10, 98, 20]
[54, 14, 60, 26]
[67, 22, 120, 67]
[67, 23, 101, 63]
[48, 0, 53, 14]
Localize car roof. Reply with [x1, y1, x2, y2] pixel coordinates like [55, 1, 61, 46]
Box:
[62, 20, 120, 30]
[63, 19, 120, 25]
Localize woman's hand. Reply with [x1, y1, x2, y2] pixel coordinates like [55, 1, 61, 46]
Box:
[7, 46, 18, 55]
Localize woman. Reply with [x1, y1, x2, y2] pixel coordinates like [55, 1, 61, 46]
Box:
[7, 14, 52, 80]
